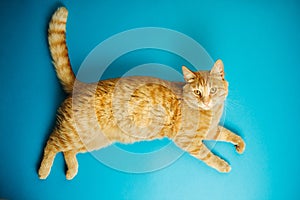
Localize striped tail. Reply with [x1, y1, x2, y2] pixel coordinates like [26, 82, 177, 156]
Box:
[48, 7, 75, 93]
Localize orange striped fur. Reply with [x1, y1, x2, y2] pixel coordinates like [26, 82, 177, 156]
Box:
[48, 7, 75, 93]
[38, 7, 245, 180]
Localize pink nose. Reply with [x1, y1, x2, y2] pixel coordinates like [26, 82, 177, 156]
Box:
[203, 99, 210, 106]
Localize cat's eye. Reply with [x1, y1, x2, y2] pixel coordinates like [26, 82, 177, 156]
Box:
[210, 87, 217, 94]
[194, 90, 202, 96]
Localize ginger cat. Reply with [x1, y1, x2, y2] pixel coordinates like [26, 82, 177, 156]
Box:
[38, 7, 245, 180]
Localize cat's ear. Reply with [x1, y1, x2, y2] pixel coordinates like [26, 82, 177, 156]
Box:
[182, 66, 196, 83]
[210, 59, 225, 79]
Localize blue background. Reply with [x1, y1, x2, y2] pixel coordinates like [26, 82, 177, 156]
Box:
[0, 0, 299, 199]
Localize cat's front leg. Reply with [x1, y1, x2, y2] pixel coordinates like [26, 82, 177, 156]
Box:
[206, 126, 246, 154]
[177, 141, 231, 173]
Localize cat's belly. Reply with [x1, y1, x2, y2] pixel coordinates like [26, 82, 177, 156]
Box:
[63, 78, 181, 151]
[79, 123, 171, 151]
[93, 78, 180, 144]
[65, 100, 175, 151]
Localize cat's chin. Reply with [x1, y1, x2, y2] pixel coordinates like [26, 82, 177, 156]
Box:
[199, 106, 211, 111]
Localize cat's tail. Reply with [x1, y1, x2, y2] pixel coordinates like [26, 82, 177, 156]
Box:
[48, 7, 75, 93]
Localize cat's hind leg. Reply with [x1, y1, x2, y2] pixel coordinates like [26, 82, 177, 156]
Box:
[206, 126, 246, 154]
[63, 150, 78, 180]
[38, 137, 59, 179]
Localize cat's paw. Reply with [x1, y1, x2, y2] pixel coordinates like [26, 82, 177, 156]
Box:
[38, 165, 50, 179]
[66, 168, 78, 180]
[219, 164, 231, 173]
[38, 167, 50, 179]
[216, 160, 231, 173]
[235, 139, 246, 154]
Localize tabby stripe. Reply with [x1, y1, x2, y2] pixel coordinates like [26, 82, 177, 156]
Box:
[49, 30, 65, 34]
[50, 49, 69, 57]
[51, 20, 67, 25]
[201, 152, 212, 161]
[49, 40, 67, 46]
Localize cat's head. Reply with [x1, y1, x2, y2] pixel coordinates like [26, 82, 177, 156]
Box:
[182, 59, 228, 110]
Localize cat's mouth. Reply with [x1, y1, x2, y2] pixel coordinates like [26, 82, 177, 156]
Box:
[199, 102, 213, 110]
[200, 105, 211, 110]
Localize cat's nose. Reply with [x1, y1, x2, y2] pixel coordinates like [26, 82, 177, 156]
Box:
[203, 99, 210, 106]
